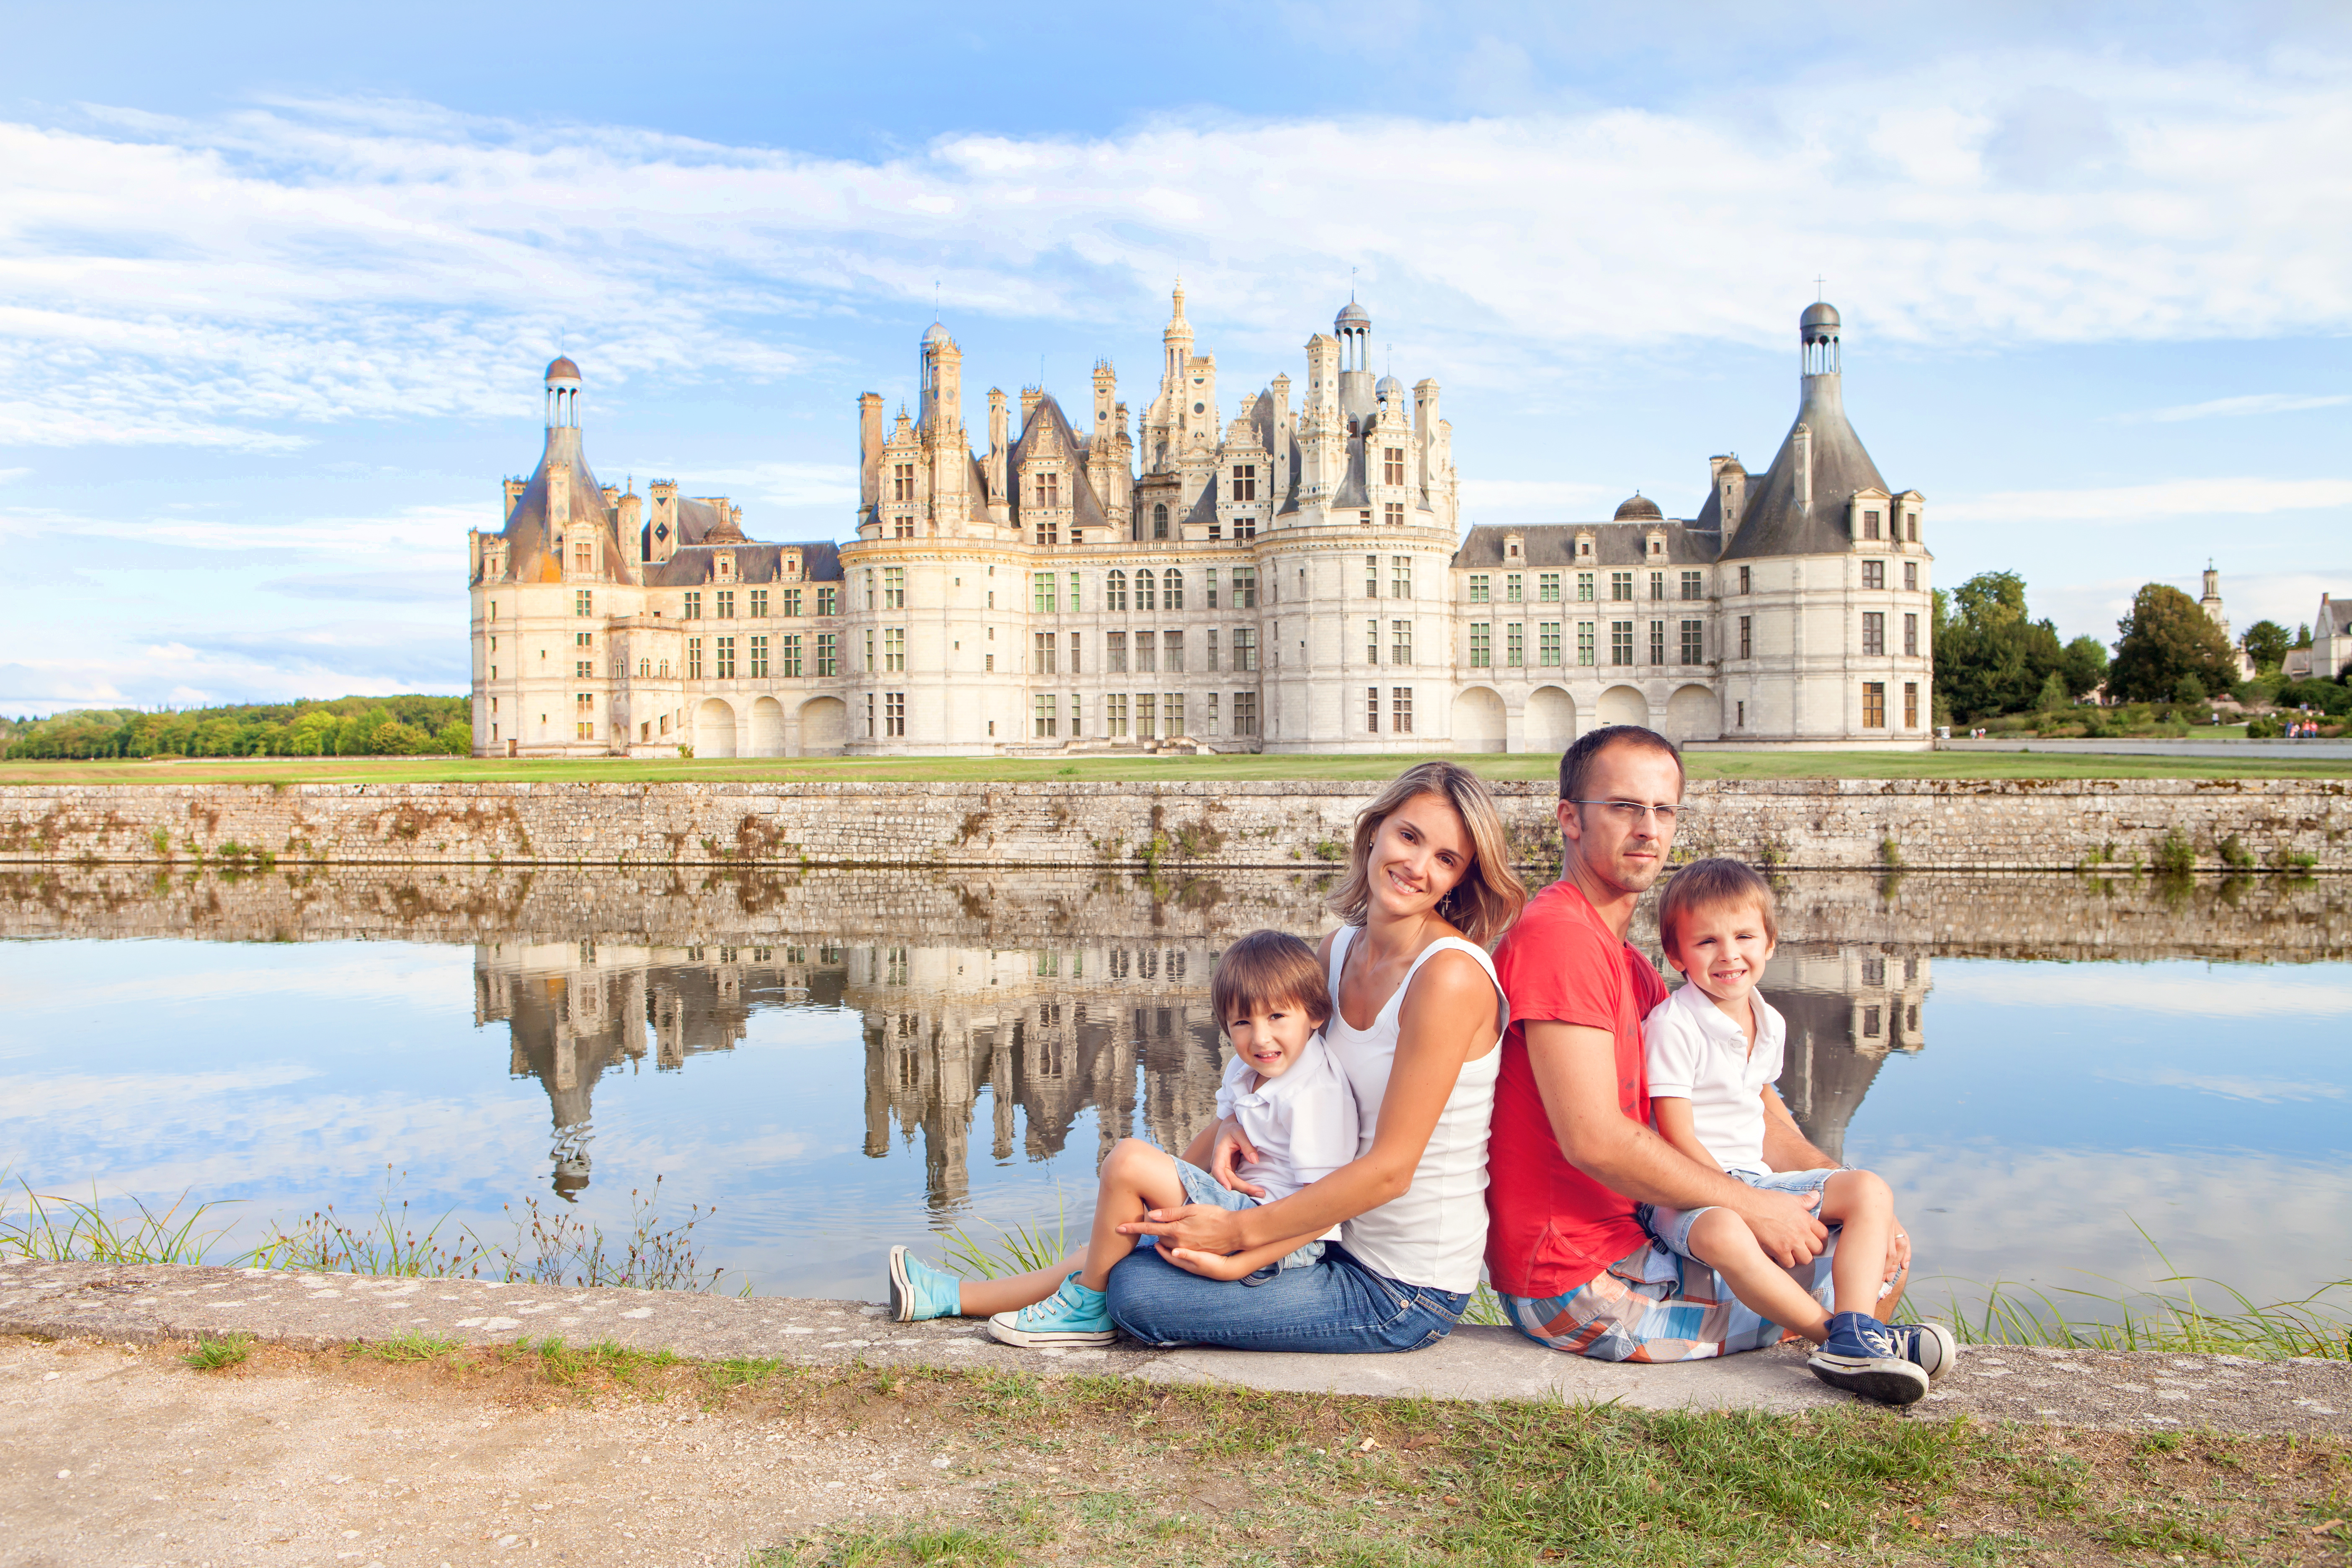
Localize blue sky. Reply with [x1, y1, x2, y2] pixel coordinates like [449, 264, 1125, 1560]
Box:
[2, 0, 2346, 713]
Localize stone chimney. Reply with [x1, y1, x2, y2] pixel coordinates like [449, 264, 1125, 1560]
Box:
[1792, 424, 1812, 511]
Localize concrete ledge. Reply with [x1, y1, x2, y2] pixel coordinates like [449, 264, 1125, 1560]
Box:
[7, 1261, 2344, 1435]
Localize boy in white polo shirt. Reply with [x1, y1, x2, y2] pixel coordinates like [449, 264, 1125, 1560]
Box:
[1640, 858, 1955, 1404]
[884, 929, 1357, 1347]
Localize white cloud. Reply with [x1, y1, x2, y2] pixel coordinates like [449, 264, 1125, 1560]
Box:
[0, 49, 2347, 452]
[2115, 392, 2352, 423]
[1937, 476, 2352, 524]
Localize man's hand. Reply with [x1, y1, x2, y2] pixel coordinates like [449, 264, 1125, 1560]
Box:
[1883, 1224, 1911, 1288]
[1731, 1186, 1828, 1267]
[1208, 1120, 1267, 1198]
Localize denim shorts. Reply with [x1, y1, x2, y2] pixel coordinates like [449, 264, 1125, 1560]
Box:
[1636, 1166, 1836, 1261]
[1172, 1158, 1325, 1276]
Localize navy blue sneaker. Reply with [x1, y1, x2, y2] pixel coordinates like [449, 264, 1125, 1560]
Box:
[1808, 1311, 1931, 1404]
[1892, 1319, 1958, 1381]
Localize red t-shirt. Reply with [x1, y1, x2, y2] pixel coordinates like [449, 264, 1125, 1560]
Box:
[1484, 879, 1669, 1299]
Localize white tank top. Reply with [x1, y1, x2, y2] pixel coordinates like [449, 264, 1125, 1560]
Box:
[1321, 925, 1508, 1294]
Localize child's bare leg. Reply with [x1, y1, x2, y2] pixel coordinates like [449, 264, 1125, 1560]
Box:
[1813, 1169, 1898, 1319]
[954, 1248, 1088, 1318]
[1077, 1138, 1192, 1292]
[1684, 1208, 1833, 1343]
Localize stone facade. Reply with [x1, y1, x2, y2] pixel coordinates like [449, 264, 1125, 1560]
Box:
[469, 294, 1937, 757]
[3, 779, 2345, 872]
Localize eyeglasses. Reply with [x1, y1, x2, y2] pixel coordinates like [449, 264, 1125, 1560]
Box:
[1567, 799, 1687, 826]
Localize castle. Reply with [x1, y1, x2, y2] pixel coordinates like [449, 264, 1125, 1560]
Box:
[469, 292, 1934, 755]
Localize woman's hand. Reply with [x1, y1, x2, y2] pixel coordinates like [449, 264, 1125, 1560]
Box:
[1208, 1119, 1267, 1198]
[1158, 1245, 1265, 1281]
[1115, 1201, 1248, 1256]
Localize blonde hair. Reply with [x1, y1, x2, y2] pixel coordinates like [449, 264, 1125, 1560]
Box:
[1211, 930, 1333, 1033]
[1657, 857, 1779, 957]
[1325, 761, 1528, 947]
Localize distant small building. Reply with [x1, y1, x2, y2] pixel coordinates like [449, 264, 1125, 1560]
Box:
[2284, 591, 2352, 681]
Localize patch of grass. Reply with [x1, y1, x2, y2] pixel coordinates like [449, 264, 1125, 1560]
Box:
[0, 1176, 261, 1267]
[938, 1196, 1075, 1281]
[351, 1328, 463, 1364]
[181, 1332, 254, 1371]
[706, 1354, 787, 1391]
[2153, 825, 2198, 875]
[756, 1522, 1025, 1567]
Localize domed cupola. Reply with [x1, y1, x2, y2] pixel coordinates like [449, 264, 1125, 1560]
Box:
[1614, 492, 1663, 522]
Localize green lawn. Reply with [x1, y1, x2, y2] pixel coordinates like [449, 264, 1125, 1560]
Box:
[3, 749, 2347, 786]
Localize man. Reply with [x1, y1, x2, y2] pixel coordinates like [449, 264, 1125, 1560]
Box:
[1485, 725, 1939, 1393]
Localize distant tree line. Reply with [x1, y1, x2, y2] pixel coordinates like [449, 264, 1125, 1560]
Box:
[2, 696, 470, 760]
[1934, 573, 2347, 724]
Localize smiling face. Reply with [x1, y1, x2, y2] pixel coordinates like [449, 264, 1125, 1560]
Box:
[1225, 991, 1323, 1081]
[1557, 740, 1684, 899]
[1364, 791, 1475, 927]
[1665, 898, 1777, 1008]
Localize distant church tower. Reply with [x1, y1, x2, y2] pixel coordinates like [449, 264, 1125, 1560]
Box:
[2199, 561, 2230, 639]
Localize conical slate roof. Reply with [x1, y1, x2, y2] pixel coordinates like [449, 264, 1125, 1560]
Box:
[495, 433, 640, 586]
[1720, 372, 1888, 560]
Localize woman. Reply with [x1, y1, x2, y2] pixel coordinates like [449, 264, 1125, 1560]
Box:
[1103, 760, 1528, 1352]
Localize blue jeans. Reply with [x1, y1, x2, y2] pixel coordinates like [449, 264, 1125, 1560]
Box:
[1171, 1159, 1325, 1274]
[1104, 1240, 1467, 1354]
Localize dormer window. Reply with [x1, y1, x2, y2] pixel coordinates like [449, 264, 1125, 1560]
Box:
[716, 554, 735, 581]
[1576, 535, 1594, 559]
[1648, 534, 1666, 558]
[573, 540, 593, 572]
[1864, 510, 1882, 540]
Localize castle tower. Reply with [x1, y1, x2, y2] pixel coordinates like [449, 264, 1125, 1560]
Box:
[2200, 561, 2230, 637]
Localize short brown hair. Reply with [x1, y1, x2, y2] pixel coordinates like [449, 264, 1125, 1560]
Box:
[1326, 761, 1529, 948]
[1211, 929, 1333, 1033]
[1657, 857, 1779, 957]
[1558, 723, 1684, 803]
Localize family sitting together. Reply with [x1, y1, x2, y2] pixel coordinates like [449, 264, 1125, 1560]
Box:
[886, 724, 1952, 1406]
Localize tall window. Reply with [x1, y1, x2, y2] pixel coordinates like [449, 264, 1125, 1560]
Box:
[1576, 571, 1595, 603]
[1906, 511, 1919, 542]
[1137, 693, 1157, 739]
[1232, 465, 1256, 500]
[1235, 513, 1256, 541]
[1365, 619, 1380, 665]
[1383, 501, 1404, 527]
[1163, 569, 1184, 609]
[750, 588, 768, 617]
[1738, 566, 1751, 595]
[1106, 570, 1127, 611]
[780, 634, 803, 677]
[781, 588, 800, 616]
[1033, 632, 1056, 675]
[1107, 693, 1129, 738]
[1610, 571, 1633, 602]
[892, 462, 915, 501]
[1468, 574, 1490, 603]
[1234, 627, 1258, 671]
[1069, 572, 1082, 612]
[1367, 686, 1381, 733]
[1068, 634, 1082, 674]
[1863, 612, 1885, 656]
[1539, 623, 1562, 666]
[750, 635, 769, 678]
[574, 540, 593, 572]
[1152, 503, 1168, 540]
[1382, 447, 1405, 485]
[864, 569, 876, 610]
[1863, 509, 1882, 540]
[1205, 692, 1219, 734]
[716, 636, 736, 678]
[1681, 619, 1703, 663]
[688, 636, 704, 680]
[1610, 622, 1633, 665]
[863, 628, 875, 673]
[1232, 691, 1258, 735]
[1033, 572, 1057, 614]
[716, 589, 735, 618]
[1863, 682, 1887, 728]
[894, 513, 915, 539]
[817, 585, 837, 616]
[1681, 570, 1704, 601]
[1391, 687, 1413, 734]
[1136, 569, 1156, 611]
[576, 590, 593, 617]
[1469, 624, 1491, 668]
[1391, 620, 1413, 666]
[1232, 567, 1257, 607]
[1206, 629, 1219, 671]
[1904, 613, 1919, 656]
[1163, 630, 1184, 672]
[885, 692, 905, 737]
[1862, 560, 1885, 590]
[1108, 631, 1127, 673]
[1648, 621, 1665, 664]
[1649, 570, 1665, 601]
[1366, 556, 1380, 597]
[1578, 622, 1595, 665]
[1506, 573, 1523, 604]
[1034, 694, 1058, 738]
[1739, 616, 1753, 660]
[1135, 631, 1155, 673]
[1163, 693, 1184, 736]
[1903, 682, 1920, 727]
[1539, 572, 1561, 603]
[1502, 623, 1522, 666]
[884, 567, 905, 608]
[1037, 471, 1060, 508]
[1904, 562, 1919, 592]
[1392, 557, 1412, 599]
[885, 628, 905, 672]
[816, 632, 838, 676]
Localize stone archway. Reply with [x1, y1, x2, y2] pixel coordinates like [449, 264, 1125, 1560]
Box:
[694, 698, 738, 758]
[748, 696, 785, 757]
[1527, 685, 1577, 753]
[1665, 684, 1722, 742]
[1450, 686, 1507, 752]
[1598, 685, 1651, 728]
[797, 696, 847, 756]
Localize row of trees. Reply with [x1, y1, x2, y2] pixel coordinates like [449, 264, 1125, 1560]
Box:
[1, 696, 470, 760]
[1933, 573, 2342, 723]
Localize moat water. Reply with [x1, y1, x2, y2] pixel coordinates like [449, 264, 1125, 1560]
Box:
[3, 866, 2347, 1320]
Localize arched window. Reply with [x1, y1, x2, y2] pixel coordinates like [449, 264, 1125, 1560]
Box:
[1136, 569, 1156, 611]
[1163, 568, 1184, 610]
[1106, 570, 1127, 612]
[638, 658, 650, 677]
[1153, 503, 1168, 539]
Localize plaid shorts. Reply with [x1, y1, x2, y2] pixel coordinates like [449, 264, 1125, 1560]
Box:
[1496, 1230, 1840, 1363]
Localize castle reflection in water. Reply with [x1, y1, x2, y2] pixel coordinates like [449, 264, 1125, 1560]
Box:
[475, 934, 1929, 1203]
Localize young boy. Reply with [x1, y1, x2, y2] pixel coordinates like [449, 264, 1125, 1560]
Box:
[884, 928, 1357, 1347]
[1640, 858, 1957, 1405]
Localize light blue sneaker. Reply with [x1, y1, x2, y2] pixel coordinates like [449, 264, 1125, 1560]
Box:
[887, 1245, 963, 1322]
[986, 1273, 1115, 1349]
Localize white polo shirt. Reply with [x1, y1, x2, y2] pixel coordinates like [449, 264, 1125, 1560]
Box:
[1641, 982, 1787, 1175]
[1212, 1030, 1360, 1212]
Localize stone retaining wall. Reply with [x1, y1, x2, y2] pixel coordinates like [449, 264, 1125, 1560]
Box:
[1, 777, 2346, 872]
